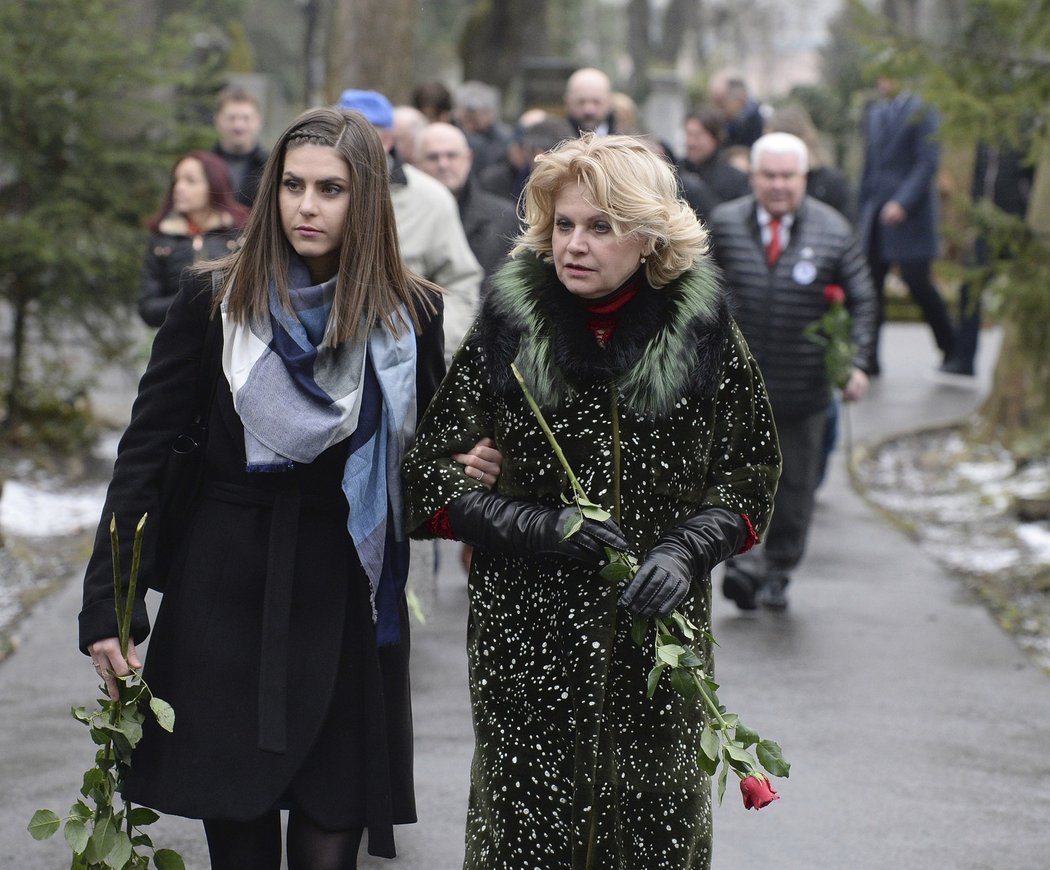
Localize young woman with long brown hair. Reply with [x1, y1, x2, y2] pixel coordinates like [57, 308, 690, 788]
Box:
[80, 107, 499, 869]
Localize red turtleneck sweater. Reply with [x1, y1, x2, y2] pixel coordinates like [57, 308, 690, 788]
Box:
[579, 270, 642, 346]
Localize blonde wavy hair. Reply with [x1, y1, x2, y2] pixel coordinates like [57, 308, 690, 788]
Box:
[513, 133, 708, 287]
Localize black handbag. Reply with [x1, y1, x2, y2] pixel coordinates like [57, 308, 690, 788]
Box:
[150, 290, 224, 591]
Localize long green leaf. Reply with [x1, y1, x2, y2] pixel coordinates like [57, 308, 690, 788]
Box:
[27, 809, 61, 840]
[127, 807, 159, 829]
[105, 829, 133, 869]
[154, 847, 187, 870]
[670, 611, 696, 640]
[578, 500, 611, 522]
[656, 644, 684, 666]
[149, 697, 175, 733]
[699, 724, 720, 762]
[600, 559, 634, 583]
[696, 748, 719, 776]
[562, 513, 584, 540]
[80, 767, 106, 799]
[64, 818, 90, 854]
[757, 739, 791, 778]
[83, 810, 117, 864]
[70, 801, 92, 822]
[630, 616, 649, 647]
[646, 664, 664, 698]
[670, 667, 698, 701]
[734, 720, 760, 748]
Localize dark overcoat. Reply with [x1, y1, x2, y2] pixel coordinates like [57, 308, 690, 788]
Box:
[138, 214, 241, 327]
[857, 92, 941, 262]
[79, 272, 444, 858]
[456, 175, 520, 281]
[402, 254, 781, 870]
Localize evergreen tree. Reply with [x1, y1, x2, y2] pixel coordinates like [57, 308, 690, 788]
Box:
[0, 0, 214, 435]
[852, 0, 1050, 453]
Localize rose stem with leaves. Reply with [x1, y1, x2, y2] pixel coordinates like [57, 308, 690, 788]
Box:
[510, 363, 589, 503]
[510, 364, 623, 866]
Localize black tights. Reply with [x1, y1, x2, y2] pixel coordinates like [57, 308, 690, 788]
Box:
[204, 810, 363, 870]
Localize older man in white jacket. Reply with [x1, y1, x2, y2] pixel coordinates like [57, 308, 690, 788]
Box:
[339, 88, 484, 363]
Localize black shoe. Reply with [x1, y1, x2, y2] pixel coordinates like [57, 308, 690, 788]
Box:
[938, 359, 974, 377]
[722, 571, 758, 611]
[757, 578, 789, 611]
[928, 359, 977, 387]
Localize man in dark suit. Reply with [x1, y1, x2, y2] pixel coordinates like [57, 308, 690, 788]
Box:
[858, 77, 955, 374]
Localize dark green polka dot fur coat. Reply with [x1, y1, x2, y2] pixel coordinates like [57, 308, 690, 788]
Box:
[403, 252, 781, 869]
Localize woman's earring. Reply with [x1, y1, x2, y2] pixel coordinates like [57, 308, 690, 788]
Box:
[640, 255, 647, 264]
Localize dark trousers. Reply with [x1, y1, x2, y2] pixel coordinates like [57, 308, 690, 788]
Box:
[726, 406, 828, 586]
[867, 229, 956, 371]
[948, 236, 989, 371]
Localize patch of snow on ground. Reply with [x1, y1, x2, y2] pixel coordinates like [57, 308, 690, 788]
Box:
[956, 459, 1015, 485]
[1017, 523, 1050, 561]
[0, 480, 106, 537]
[1011, 465, 1050, 498]
[857, 426, 1050, 671]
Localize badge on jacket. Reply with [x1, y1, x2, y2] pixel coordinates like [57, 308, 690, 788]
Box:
[792, 257, 817, 285]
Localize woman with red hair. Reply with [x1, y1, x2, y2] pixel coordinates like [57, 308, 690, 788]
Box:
[138, 150, 248, 326]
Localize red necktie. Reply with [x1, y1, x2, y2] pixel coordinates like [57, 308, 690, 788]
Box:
[766, 217, 781, 267]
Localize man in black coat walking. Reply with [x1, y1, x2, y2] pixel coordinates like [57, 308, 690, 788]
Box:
[858, 78, 954, 374]
[708, 133, 877, 611]
[210, 86, 268, 207]
[417, 122, 520, 283]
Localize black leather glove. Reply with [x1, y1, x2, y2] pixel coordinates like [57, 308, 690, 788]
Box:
[448, 489, 628, 565]
[620, 507, 747, 617]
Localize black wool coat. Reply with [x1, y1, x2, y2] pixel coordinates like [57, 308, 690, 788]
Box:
[403, 255, 781, 869]
[79, 272, 444, 857]
[138, 214, 241, 327]
[456, 175, 520, 281]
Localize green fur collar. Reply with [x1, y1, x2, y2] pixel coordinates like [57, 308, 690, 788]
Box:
[479, 253, 730, 418]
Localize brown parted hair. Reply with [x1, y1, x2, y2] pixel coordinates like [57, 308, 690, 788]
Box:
[214, 85, 261, 114]
[145, 150, 248, 233]
[513, 133, 708, 287]
[211, 107, 437, 344]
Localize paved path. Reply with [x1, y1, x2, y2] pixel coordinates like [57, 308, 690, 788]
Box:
[3, 323, 1048, 869]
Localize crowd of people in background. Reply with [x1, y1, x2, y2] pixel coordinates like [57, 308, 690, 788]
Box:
[111, 61, 1016, 868]
[133, 65, 1007, 605]
[134, 65, 1002, 609]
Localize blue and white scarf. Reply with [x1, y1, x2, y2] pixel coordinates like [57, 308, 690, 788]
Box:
[221, 255, 417, 645]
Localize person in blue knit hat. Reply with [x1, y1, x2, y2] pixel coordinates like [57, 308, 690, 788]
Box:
[338, 87, 483, 364]
[338, 89, 395, 128]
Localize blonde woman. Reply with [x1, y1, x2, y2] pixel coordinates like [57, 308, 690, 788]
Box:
[403, 134, 781, 869]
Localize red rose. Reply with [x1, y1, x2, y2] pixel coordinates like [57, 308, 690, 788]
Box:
[823, 283, 845, 305]
[740, 774, 780, 810]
